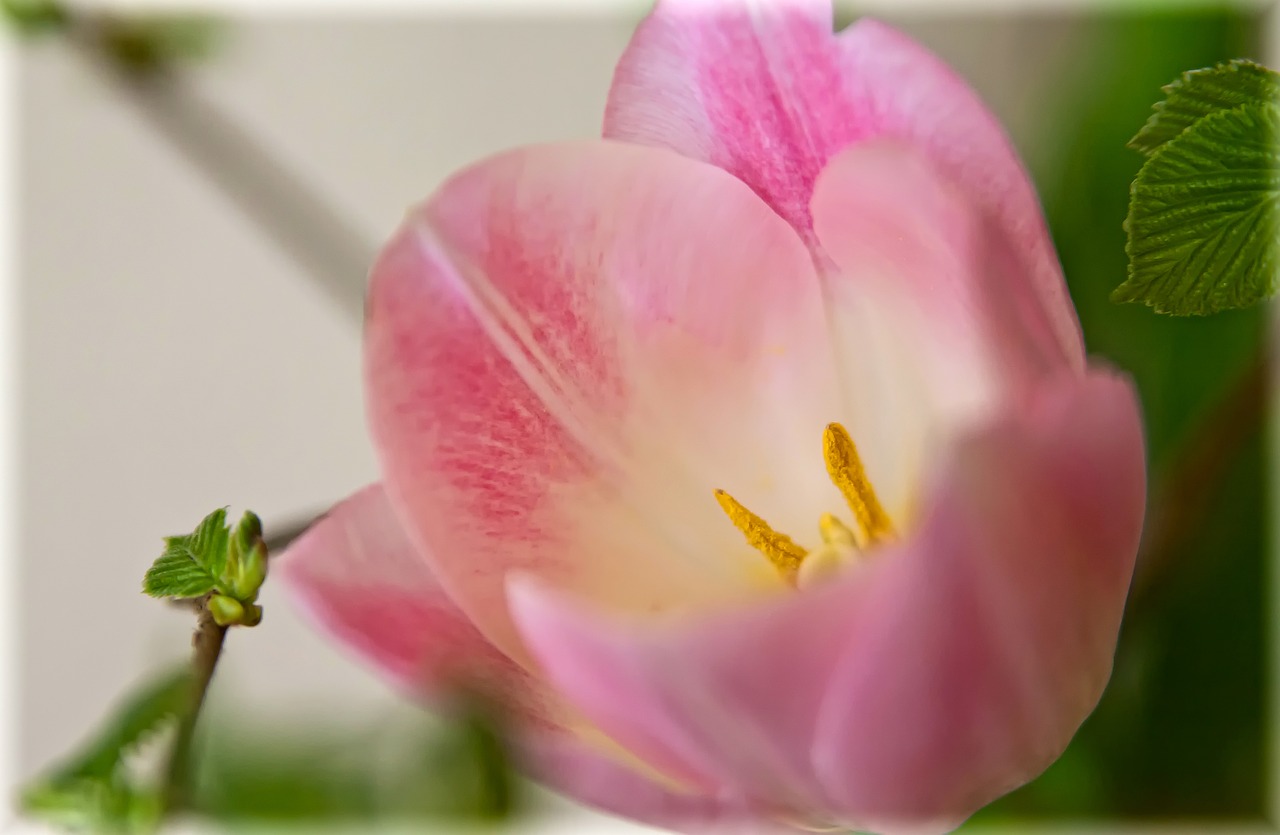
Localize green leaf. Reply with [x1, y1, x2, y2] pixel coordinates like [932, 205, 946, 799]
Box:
[142, 508, 229, 599]
[21, 668, 190, 833]
[22, 774, 163, 834]
[1130, 60, 1280, 155]
[1116, 100, 1279, 315]
[45, 667, 191, 782]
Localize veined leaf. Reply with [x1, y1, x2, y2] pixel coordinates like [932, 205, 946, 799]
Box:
[1130, 60, 1280, 155]
[142, 508, 229, 599]
[1116, 100, 1279, 315]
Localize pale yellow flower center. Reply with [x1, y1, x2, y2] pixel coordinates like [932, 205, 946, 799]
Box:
[714, 423, 895, 588]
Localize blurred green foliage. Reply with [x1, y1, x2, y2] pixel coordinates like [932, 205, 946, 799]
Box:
[23, 667, 520, 831]
[191, 703, 521, 825]
[2, 0, 224, 74]
[973, 8, 1267, 823]
[96, 15, 225, 75]
[20, 667, 190, 834]
[0, 0, 66, 34]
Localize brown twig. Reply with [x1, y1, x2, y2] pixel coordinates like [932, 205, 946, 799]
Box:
[163, 596, 227, 813]
[58, 10, 373, 325]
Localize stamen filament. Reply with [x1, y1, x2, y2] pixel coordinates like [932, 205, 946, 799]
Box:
[822, 423, 896, 545]
[818, 513, 857, 547]
[713, 489, 807, 578]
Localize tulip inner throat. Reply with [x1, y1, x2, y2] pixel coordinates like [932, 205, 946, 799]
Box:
[715, 422, 895, 587]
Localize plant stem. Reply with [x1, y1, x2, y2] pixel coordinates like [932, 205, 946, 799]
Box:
[163, 596, 228, 814]
[62, 12, 372, 325]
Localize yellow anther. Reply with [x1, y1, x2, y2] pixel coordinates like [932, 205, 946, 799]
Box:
[714, 424, 894, 588]
[713, 489, 807, 579]
[822, 423, 895, 545]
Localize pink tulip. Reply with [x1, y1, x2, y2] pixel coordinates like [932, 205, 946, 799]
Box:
[280, 2, 1147, 832]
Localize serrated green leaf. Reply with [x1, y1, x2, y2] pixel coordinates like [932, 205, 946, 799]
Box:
[189, 506, 231, 579]
[141, 554, 217, 598]
[1116, 100, 1279, 316]
[1130, 60, 1280, 155]
[142, 508, 229, 599]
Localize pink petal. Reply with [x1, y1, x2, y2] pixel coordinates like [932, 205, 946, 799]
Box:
[801, 141, 1082, 524]
[835, 19, 1081, 368]
[365, 140, 839, 664]
[813, 141, 1068, 386]
[605, 0, 860, 245]
[508, 570, 871, 823]
[276, 484, 557, 727]
[808, 142, 1075, 518]
[508, 371, 1145, 829]
[812, 370, 1146, 829]
[519, 733, 762, 832]
[604, 5, 1081, 365]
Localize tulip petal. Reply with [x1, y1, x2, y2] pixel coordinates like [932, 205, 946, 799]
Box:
[519, 733, 760, 832]
[835, 18, 1082, 366]
[276, 484, 556, 726]
[812, 370, 1146, 828]
[605, 0, 860, 244]
[604, 4, 1081, 363]
[508, 371, 1145, 828]
[808, 141, 1072, 519]
[366, 140, 841, 663]
[507, 565, 878, 818]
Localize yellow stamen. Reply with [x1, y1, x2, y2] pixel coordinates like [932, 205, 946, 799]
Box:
[822, 423, 895, 545]
[713, 489, 807, 578]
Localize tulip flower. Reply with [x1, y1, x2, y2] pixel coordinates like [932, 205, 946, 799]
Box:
[280, 1, 1147, 832]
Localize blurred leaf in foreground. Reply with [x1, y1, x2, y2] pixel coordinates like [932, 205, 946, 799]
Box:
[1, 0, 65, 34]
[193, 701, 521, 825]
[20, 667, 191, 833]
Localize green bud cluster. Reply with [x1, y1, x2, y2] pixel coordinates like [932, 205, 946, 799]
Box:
[211, 511, 268, 627]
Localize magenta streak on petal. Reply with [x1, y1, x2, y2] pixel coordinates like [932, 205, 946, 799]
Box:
[605, 3, 1084, 368]
[276, 484, 559, 728]
[667, 3, 869, 242]
[366, 139, 838, 668]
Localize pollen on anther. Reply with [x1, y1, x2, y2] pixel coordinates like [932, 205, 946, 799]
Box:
[822, 423, 895, 545]
[713, 489, 806, 578]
